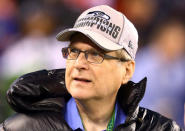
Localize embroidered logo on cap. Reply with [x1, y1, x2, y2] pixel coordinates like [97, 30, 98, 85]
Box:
[74, 11, 121, 39]
[87, 11, 110, 20]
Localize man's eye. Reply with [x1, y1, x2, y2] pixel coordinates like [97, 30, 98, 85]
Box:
[89, 52, 100, 57]
[70, 48, 79, 53]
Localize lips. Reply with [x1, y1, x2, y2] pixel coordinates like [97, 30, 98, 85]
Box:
[73, 77, 91, 82]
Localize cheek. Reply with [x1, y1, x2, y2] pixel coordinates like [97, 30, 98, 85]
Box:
[107, 64, 123, 87]
[94, 65, 122, 93]
[65, 69, 70, 92]
[65, 61, 73, 91]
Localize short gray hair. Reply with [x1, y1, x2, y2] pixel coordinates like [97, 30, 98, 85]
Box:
[115, 49, 132, 61]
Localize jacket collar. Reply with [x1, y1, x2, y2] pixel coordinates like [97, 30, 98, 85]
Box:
[117, 78, 147, 117]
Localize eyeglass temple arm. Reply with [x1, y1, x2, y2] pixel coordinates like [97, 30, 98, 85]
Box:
[103, 54, 129, 62]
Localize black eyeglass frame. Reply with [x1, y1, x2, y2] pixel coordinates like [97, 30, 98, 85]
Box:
[62, 47, 129, 64]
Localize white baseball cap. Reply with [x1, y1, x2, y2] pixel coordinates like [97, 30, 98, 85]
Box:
[56, 5, 138, 59]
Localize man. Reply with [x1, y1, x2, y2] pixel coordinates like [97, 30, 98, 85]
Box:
[0, 5, 182, 131]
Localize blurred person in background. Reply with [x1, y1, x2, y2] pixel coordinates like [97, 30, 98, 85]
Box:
[115, 0, 158, 48]
[132, 18, 185, 127]
[0, 0, 19, 55]
[0, 0, 19, 75]
[0, 0, 72, 77]
[62, 0, 114, 11]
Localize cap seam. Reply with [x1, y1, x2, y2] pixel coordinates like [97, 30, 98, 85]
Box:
[117, 14, 125, 46]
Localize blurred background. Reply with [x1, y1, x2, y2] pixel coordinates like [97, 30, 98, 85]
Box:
[0, 0, 184, 128]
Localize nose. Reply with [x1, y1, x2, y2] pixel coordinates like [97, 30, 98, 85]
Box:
[74, 52, 89, 70]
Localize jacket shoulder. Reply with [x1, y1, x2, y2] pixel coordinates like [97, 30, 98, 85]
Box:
[0, 112, 72, 131]
[137, 107, 183, 131]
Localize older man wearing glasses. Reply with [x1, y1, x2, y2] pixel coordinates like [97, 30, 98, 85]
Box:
[0, 5, 182, 131]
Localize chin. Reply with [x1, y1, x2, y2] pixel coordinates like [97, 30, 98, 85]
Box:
[71, 92, 89, 100]
[70, 90, 92, 100]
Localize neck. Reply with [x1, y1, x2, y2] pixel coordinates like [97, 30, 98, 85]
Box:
[75, 96, 116, 131]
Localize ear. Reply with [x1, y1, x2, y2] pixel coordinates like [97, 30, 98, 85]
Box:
[121, 60, 135, 84]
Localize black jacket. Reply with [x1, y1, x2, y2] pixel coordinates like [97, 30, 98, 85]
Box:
[0, 69, 183, 131]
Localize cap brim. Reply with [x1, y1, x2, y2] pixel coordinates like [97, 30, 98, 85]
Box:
[56, 28, 123, 51]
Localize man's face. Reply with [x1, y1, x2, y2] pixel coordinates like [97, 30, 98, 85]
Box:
[65, 33, 129, 100]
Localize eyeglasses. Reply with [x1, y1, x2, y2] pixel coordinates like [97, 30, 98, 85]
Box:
[62, 47, 129, 64]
